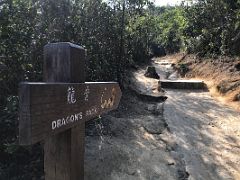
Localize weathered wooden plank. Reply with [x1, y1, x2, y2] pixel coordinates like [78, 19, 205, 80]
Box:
[71, 123, 85, 179]
[43, 42, 86, 180]
[43, 42, 85, 83]
[19, 82, 121, 145]
[19, 42, 122, 180]
[44, 130, 71, 180]
[19, 84, 31, 145]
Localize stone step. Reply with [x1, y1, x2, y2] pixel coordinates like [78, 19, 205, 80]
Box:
[160, 80, 206, 89]
[154, 61, 173, 66]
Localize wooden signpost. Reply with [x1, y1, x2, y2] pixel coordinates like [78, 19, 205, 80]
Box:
[18, 42, 122, 180]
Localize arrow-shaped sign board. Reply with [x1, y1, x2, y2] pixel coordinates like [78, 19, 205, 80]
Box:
[19, 82, 121, 145]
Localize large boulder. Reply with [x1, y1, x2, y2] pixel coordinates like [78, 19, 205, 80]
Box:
[144, 66, 160, 79]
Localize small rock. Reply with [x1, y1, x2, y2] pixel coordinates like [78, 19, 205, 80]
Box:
[167, 162, 175, 166]
[144, 66, 160, 79]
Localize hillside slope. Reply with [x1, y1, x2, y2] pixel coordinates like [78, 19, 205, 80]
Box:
[177, 54, 240, 111]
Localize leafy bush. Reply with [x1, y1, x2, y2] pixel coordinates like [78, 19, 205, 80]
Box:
[184, 0, 240, 56]
[1, 0, 183, 178]
[178, 63, 189, 76]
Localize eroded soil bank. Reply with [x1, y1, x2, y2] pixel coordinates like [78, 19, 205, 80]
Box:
[177, 54, 240, 111]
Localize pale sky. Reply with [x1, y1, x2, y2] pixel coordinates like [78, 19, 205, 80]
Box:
[153, 0, 182, 6]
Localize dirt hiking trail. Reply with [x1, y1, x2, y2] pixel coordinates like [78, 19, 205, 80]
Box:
[84, 56, 240, 180]
[84, 92, 187, 180]
[155, 56, 240, 180]
[165, 89, 240, 180]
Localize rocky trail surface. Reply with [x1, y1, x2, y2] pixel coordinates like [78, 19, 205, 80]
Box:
[84, 59, 188, 179]
[84, 91, 188, 180]
[84, 56, 240, 180]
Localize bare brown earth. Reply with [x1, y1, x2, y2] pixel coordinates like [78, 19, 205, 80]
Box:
[164, 89, 240, 180]
[84, 67, 189, 179]
[177, 54, 240, 111]
[84, 55, 240, 180]
[154, 55, 240, 180]
[84, 91, 189, 180]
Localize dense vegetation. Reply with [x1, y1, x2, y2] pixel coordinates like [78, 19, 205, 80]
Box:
[0, 0, 239, 179]
[184, 0, 240, 57]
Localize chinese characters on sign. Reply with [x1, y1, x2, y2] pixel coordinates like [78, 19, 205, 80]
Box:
[67, 87, 77, 104]
[50, 85, 118, 130]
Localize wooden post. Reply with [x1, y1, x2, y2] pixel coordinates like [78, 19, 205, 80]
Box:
[43, 42, 85, 180]
[18, 42, 122, 180]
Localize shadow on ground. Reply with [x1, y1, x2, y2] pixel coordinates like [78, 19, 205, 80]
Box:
[84, 91, 188, 180]
[164, 89, 240, 180]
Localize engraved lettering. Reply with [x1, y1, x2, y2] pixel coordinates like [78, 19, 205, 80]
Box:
[85, 106, 98, 117]
[52, 121, 57, 130]
[101, 88, 116, 109]
[51, 112, 83, 130]
[70, 115, 74, 122]
[67, 87, 77, 104]
[75, 114, 79, 121]
[57, 119, 61, 128]
[84, 86, 90, 101]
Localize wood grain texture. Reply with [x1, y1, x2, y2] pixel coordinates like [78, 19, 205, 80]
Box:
[19, 83, 31, 145]
[43, 42, 85, 83]
[19, 82, 121, 145]
[19, 42, 122, 180]
[71, 123, 85, 179]
[43, 42, 86, 180]
[44, 130, 71, 180]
